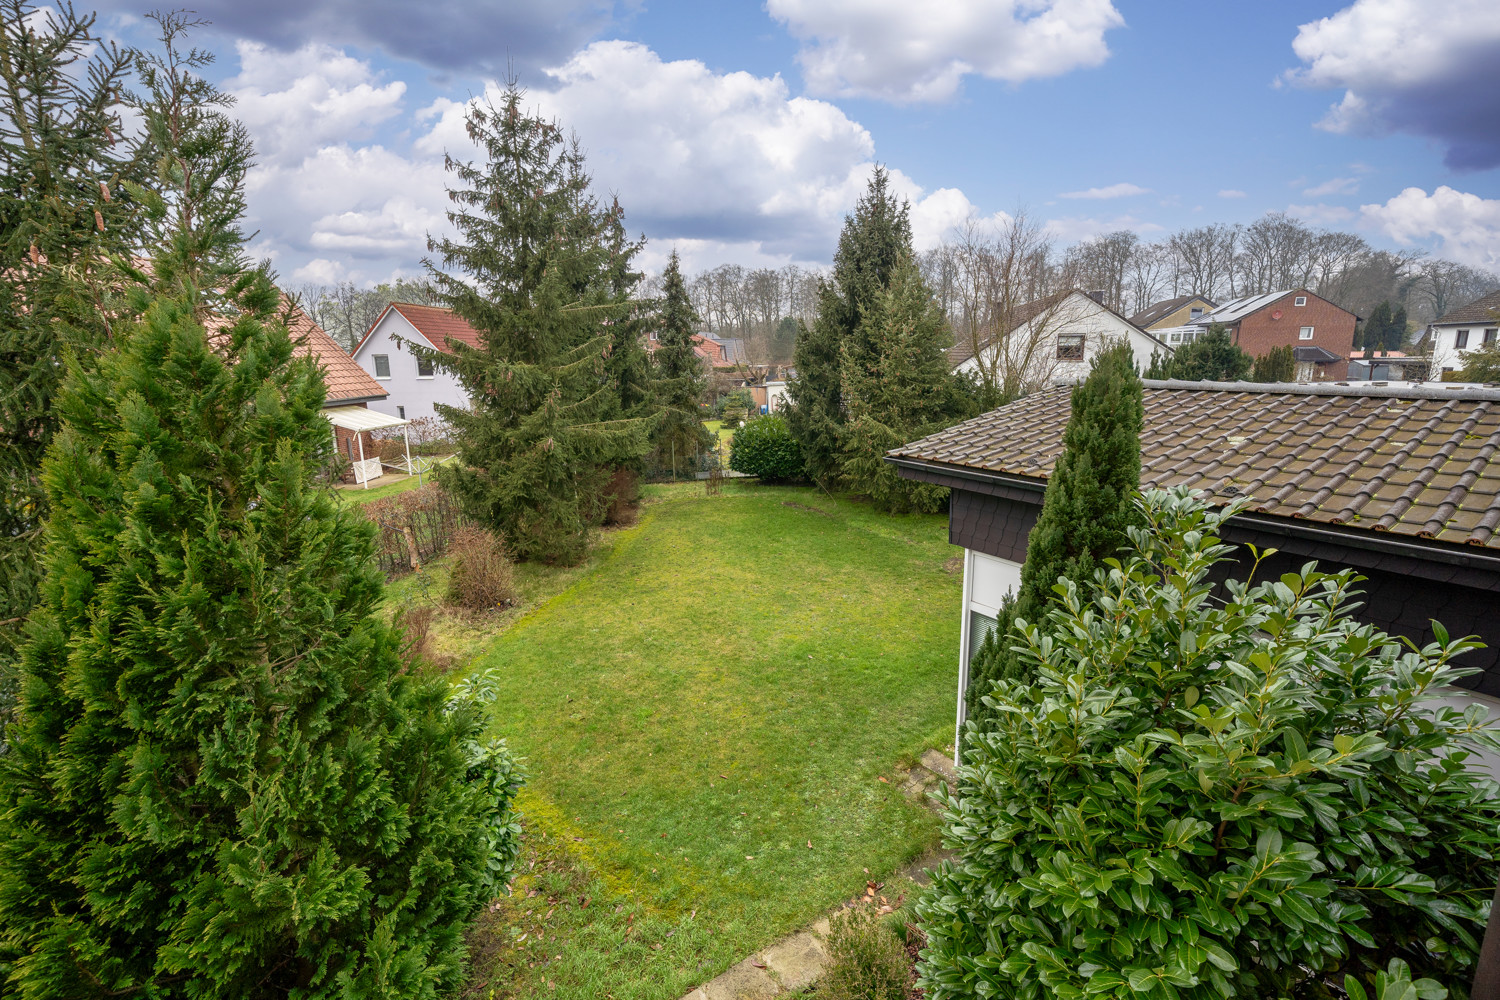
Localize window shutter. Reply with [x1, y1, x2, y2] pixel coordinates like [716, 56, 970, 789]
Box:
[968, 611, 999, 663]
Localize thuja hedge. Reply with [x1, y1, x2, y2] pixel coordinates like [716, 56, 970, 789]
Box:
[729, 414, 805, 482]
[918, 488, 1500, 1000]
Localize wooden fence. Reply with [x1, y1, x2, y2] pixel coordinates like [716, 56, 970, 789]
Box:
[361, 483, 465, 578]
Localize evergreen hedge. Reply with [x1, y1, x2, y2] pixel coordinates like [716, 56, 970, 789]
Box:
[920, 489, 1500, 1000]
[730, 415, 805, 482]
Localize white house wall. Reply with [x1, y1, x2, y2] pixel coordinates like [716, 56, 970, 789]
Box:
[955, 293, 1165, 387]
[1426, 322, 1500, 375]
[354, 311, 472, 421]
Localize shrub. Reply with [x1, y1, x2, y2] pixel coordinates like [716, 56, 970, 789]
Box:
[821, 905, 913, 1000]
[445, 525, 518, 612]
[362, 482, 464, 577]
[918, 487, 1500, 1000]
[1251, 344, 1297, 382]
[729, 414, 805, 482]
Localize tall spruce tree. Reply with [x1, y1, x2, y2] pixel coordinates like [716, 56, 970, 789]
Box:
[839, 256, 972, 512]
[0, 0, 143, 725]
[0, 20, 520, 995]
[425, 85, 655, 564]
[1362, 301, 1394, 359]
[967, 343, 1143, 724]
[652, 249, 713, 469]
[788, 166, 912, 487]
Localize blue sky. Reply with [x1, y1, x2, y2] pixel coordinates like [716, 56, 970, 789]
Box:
[94, 0, 1500, 285]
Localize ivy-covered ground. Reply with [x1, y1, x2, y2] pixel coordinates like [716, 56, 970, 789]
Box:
[392, 481, 960, 1000]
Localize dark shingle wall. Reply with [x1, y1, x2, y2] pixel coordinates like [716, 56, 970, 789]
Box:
[951, 490, 1037, 561]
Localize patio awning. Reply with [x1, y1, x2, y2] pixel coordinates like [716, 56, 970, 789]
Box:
[322, 405, 408, 433]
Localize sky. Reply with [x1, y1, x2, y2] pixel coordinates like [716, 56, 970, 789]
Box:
[90, 0, 1500, 286]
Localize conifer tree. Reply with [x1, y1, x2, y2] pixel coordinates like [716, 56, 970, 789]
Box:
[839, 256, 972, 512]
[1143, 325, 1251, 381]
[1251, 344, 1296, 382]
[788, 166, 912, 487]
[0, 22, 520, 995]
[968, 343, 1142, 723]
[425, 85, 656, 563]
[1361, 301, 1394, 359]
[652, 249, 713, 467]
[0, 0, 143, 721]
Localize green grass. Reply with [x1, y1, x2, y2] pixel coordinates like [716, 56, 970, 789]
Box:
[703, 419, 735, 449]
[456, 484, 961, 1000]
[334, 456, 454, 506]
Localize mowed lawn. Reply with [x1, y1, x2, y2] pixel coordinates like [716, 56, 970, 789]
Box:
[461, 484, 961, 999]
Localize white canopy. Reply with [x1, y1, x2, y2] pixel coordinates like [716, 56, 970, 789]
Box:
[323, 406, 411, 489]
[323, 405, 409, 432]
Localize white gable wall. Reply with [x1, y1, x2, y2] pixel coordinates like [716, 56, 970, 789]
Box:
[353, 309, 472, 421]
[955, 292, 1165, 387]
[1425, 321, 1500, 375]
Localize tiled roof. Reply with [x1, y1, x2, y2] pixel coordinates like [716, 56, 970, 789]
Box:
[888, 379, 1500, 548]
[205, 295, 386, 404]
[1433, 290, 1500, 326]
[1129, 294, 1214, 329]
[388, 302, 484, 353]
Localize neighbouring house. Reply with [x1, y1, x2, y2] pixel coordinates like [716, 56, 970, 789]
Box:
[208, 296, 402, 485]
[766, 379, 789, 414]
[1129, 293, 1217, 331]
[352, 302, 482, 421]
[1346, 350, 1431, 382]
[950, 289, 1170, 387]
[888, 380, 1500, 761]
[645, 329, 748, 370]
[1414, 290, 1500, 376]
[1191, 289, 1357, 378]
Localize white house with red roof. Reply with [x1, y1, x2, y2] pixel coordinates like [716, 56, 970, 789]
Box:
[352, 302, 483, 421]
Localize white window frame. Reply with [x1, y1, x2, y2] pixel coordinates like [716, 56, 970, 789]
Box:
[373, 354, 391, 379]
[1294, 296, 1308, 306]
[416, 356, 435, 379]
[1299, 326, 1315, 340]
[955, 549, 1022, 766]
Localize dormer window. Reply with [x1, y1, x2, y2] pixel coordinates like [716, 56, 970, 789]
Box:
[1294, 296, 1308, 306]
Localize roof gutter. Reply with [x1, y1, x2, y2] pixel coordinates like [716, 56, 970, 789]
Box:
[886, 455, 1500, 576]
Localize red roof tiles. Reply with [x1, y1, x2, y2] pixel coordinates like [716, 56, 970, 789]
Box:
[386, 302, 483, 353]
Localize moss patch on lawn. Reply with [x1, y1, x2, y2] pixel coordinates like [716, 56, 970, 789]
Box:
[460, 485, 960, 999]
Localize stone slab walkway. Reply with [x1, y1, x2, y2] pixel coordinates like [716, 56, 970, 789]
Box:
[676, 748, 958, 1000]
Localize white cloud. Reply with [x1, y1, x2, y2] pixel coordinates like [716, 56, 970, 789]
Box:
[1059, 182, 1149, 200]
[1286, 202, 1355, 224]
[1043, 214, 1162, 243]
[1218, 189, 1247, 199]
[235, 39, 988, 284]
[1360, 186, 1500, 271]
[1288, 0, 1500, 169]
[1302, 176, 1359, 197]
[767, 0, 1125, 103]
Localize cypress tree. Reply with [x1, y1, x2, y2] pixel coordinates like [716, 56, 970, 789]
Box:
[651, 249, 713, 469]
[1251, 344, 1296, 382]
[0, 0, 144, 723]
[788, 166, 911, 487]
[839, 256, 972, 512]
[968, 343, 1143, 722]
[425, 85, 655, 564]
[0, 23, 521, 994]
[1362, 301, 1393, 359]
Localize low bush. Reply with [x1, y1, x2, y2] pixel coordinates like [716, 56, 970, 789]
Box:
[918, 487, 1500, 1000]
[821, 904, 914, 1000]
[729, 414, 804, 482]
[362, 482, 464, 577]
[445, 525, 518, 613]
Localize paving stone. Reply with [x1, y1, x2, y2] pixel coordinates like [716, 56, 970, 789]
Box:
[676, 990, 708, 1000]
[921, 749, 957, 783]
[702, 956, 779, 1000]
[761, 932, 828, 992]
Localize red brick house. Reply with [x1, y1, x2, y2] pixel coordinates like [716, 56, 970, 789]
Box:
[1192, 289, 1357, 379]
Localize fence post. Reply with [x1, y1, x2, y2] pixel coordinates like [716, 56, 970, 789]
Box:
[671, 442, 677, 480]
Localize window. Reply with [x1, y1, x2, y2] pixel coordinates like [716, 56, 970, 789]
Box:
[397, 405, 405, 419]
[968, 611, 998, 665]
[1294, 296, 1308, 306]
[649, 330, 658, 341]
[1486, 328, 1498, 345]
[417, 357, 434, 378]
[1456, 329, 1470, 349]
[1299, 326, 1314, 340]
[1169, 330, 1183, 344]
[1057, 333, 1085, 360]
[1189, 306, 1203, 319]
[373, 354, 390, 378]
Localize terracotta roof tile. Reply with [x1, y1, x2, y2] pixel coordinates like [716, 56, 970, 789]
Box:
[388, 302, 483, 353]
[205, 295, 386, 404]
[889, 379, 1500, 549]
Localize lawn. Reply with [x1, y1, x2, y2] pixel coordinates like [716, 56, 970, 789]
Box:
[703, 418, 734, 450]
[446, 482, 961, 1000]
